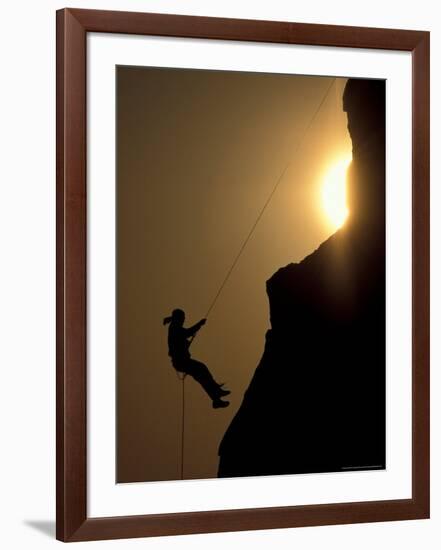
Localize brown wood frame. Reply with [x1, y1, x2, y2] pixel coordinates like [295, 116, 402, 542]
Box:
[56, 7, 430, 542]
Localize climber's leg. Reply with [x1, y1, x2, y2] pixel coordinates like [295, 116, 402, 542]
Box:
[184, 359, 222, 400]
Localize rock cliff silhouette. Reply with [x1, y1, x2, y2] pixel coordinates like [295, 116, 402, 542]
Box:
[218, 79, 386, 477]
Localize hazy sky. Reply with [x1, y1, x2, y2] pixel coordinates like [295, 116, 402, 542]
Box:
[116, 66, 351, 483]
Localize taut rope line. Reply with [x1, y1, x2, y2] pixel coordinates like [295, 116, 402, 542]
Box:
[201, 78, 336, 322]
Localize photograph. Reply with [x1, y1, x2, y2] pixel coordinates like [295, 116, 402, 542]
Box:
[0, 0, 434, 546]
[116, 67, 386, 483]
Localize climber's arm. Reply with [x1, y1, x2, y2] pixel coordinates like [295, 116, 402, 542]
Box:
[185, 319, 206, 337]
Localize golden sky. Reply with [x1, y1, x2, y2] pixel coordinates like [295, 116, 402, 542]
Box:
[116, 66, 351, 483]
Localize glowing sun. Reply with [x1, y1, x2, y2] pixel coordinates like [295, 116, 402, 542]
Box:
[322, 156, 352, 230]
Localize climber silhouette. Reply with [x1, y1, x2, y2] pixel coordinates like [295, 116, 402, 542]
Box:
[163, 309, 231, 409]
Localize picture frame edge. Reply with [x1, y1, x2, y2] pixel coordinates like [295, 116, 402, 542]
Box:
[56, 8, 430, 542]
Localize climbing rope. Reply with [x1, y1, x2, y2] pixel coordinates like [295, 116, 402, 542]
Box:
[201, 78, 336, 323]
[180, 374, 186, 479]
[174, 370, 186, 479]
[175, 77, 336, 479]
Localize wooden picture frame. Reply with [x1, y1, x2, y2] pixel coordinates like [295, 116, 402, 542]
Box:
[56, 7, 429, 542]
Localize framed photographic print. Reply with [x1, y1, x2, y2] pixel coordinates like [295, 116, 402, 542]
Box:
[56, 8, 430, 542]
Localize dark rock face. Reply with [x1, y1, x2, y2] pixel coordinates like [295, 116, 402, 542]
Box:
[218, 79, 386, 478]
